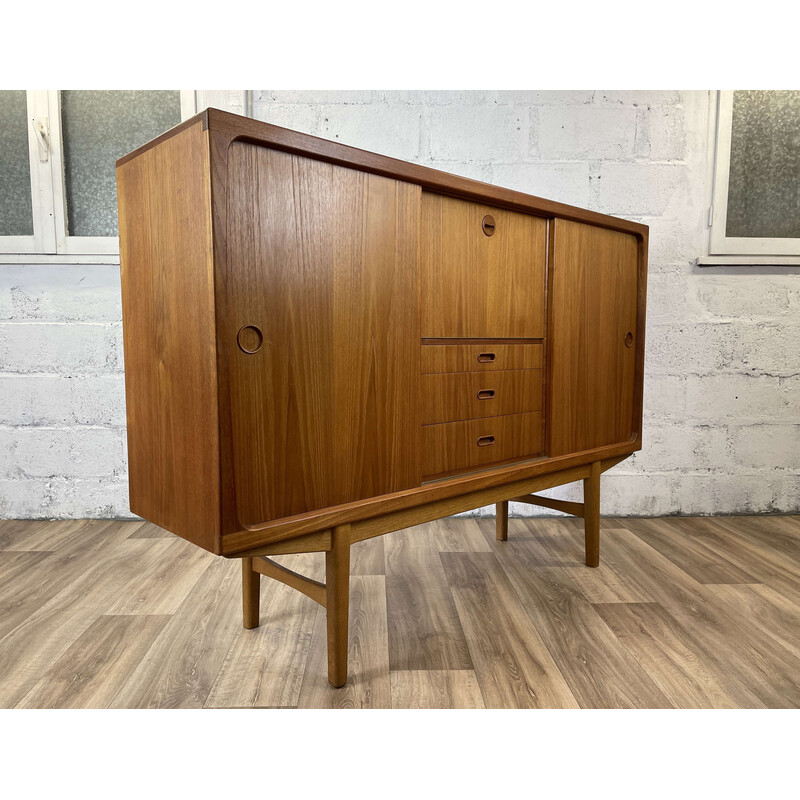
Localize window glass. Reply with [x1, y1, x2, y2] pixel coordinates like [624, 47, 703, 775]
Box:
[726, 90, 800, 239]
[0, 90, 34, 236]
[61, 90, 181, 237]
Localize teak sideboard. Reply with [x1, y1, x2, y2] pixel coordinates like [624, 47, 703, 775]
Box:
[117, 108, 648, 687]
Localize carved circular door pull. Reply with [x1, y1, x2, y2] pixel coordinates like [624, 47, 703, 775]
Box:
[624, 331, 634, 347]
[482, 215, 496, 236]
[237, 325, 264, 354]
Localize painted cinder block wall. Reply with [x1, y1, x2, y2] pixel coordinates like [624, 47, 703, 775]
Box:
[1, 90, 798, 519]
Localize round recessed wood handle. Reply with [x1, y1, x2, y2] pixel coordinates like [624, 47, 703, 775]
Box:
[624, 331, 634, 348]
[477, 352, 496, 363]
[482, 215, 496, 236]
[237, 325, 263, 354]
[477, 390, 495, 400]
[477, 435, 495, 447]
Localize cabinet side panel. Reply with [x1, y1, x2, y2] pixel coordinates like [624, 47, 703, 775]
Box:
[225, 143, 421, 525]
[548, 219, 639, 457]
[117, 122, 221, 552]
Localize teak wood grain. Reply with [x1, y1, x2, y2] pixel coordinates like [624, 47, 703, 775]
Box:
[117, 120, 221, 553]
[117, 109, 648, 556]
[221, 451, 632, 554]
[421, 369, 543, 425]
[347, 463, 592, 546]
[421, 342, 544, 374]
[224, 144, 421, 525]
[116, 109, 650, 689]
[420, 193, 547, 338]
[422, 411, 544, 479]
[547, 219, 640, 456]
[119, 109, 649, 239]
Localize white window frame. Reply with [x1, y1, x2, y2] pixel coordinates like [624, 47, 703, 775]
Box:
[1, 91, 56, 256]
[701, 90, 800, 266]
[0, 89, 198, 261]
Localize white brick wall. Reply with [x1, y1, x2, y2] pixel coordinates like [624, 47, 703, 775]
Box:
[1, 89, 797, 519]
[0, 265, 129, 517]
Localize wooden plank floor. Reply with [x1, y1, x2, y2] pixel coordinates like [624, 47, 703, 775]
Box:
[1, 515, 799, 708]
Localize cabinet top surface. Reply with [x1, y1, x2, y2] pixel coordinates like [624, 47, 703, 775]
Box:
[117, 107, 648, 238]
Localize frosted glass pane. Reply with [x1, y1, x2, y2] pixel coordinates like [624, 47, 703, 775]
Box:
[0, 90, 33, 236]
[61, 90, 181, 237]
[726, 90, 800, 239]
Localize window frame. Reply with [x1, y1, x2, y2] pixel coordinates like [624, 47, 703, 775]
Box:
[701, 90, 800, 266]
[1, 91, 55, 255]
[0, 89, 197, 259]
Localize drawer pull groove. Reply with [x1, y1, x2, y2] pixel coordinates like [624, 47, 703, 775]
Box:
[477, 389, 495, 400]
[477, 435, 495, 447]
[477, 352, 496, 363]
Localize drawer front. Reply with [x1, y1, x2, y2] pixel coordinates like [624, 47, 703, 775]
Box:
[422, 411, 543, 479]
[422, 342, 543, 374]
[422, 369, 543, 425]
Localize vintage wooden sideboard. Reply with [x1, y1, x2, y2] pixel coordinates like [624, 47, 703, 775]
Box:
[117, 108, 648, 687]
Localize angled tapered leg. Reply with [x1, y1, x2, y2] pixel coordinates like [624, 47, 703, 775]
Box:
[242, 557, 261, 628]
[496, 500, 509, 541]
[583, 461, 601, 567]
[325, 524, 351, 687]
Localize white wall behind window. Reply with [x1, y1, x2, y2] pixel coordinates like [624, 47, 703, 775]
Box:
[1, 90, 798, 519]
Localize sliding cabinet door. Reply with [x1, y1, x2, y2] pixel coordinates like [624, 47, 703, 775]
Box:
[224, 144, 421, 525]
[548, 219, 641, 456]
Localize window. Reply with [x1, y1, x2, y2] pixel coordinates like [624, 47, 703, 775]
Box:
[702, 90, 800, 266]
[0, 90, 196, 259]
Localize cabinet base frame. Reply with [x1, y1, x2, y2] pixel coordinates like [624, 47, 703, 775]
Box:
[241, 457, 622, 687]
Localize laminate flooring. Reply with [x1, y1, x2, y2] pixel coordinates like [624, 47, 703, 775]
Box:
[1, 515, 798, 708]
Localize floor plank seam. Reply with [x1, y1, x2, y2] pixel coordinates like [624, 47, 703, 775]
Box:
[3, 517, 800, 708]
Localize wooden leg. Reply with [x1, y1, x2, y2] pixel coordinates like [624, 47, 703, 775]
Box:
[583, 461, 601, 568]
[496, 500, 508, 541]
[242, 557, 260, 629]
[325, 524, 351, 688]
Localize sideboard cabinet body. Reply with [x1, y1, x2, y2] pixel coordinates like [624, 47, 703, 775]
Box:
[117, 109, 648, 558]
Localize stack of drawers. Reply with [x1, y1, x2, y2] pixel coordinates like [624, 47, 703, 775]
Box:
[420, 341, 544, 479]
[419, 191, 548, 481]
